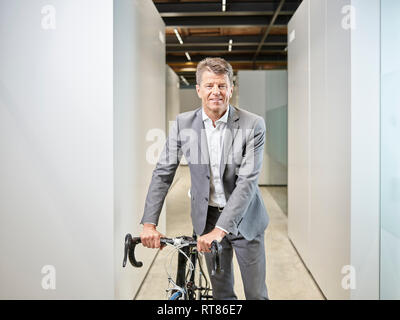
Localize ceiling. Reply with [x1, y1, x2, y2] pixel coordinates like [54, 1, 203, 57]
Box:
[153, 0, 303, 86]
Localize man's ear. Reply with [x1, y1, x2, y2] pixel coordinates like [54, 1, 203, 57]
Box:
[196, 84, 201, 98]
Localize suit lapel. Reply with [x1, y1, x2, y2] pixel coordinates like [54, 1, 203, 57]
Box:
[220, 106, 240, 178]
[193, 108, 210, 171]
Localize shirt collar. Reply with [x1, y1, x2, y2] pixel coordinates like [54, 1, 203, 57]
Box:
[202, 105, 230, 124]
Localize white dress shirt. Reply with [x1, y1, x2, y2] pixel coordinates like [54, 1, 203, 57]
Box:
[202, 106, 229, 209]
[202, 106, 230, 235]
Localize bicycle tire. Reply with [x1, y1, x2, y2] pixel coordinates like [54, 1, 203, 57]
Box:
[169, 291, 183, 300]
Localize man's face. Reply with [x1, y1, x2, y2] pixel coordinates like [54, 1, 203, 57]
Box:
[196, 70, 233, 114]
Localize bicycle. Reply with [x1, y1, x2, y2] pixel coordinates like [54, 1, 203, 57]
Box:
[123, 233, 223, 300]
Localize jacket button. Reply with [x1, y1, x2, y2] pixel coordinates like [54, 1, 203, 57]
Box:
[205, 197, 208, 201]
[206, 176, 210, 179]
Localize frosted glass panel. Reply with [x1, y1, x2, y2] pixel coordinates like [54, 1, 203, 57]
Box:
[380, 0, 400, 300]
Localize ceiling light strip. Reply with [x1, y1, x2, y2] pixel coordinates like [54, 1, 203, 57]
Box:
[228, 39, 233, 52]
[180, 76, 189, 86]
[174, 28, 183, 44]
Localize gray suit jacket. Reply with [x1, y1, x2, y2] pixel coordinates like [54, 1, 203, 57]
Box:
[140, 105, 269, 240]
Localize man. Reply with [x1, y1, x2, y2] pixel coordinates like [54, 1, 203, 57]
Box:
[140, 57, 269, 300]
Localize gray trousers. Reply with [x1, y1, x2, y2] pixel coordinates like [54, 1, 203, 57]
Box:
[201, 206, 269, 300]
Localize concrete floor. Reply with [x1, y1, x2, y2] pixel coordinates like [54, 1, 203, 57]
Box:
[135, 165, 325, 300]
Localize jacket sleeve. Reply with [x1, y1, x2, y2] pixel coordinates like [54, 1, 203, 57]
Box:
[140, 117, 182, 226]
[216, 117, 266, 235]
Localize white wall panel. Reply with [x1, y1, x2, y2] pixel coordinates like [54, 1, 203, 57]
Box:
[316, 0, 351, 299]
[166, 65, 180, 134]
[0, 0, 114, 299]
[380, 0, 400, 300]
[287, 0, 311, 267]
[0, 0, 166, 300]
[308, 0, 329, 294]
[288, 0, 380, 300]
[114, 0, 166, 299]
[350, 0, 380, 300]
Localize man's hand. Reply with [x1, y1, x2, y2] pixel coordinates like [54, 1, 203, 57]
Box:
[140, 224, 165, 250]
[197, 228, 227, 253]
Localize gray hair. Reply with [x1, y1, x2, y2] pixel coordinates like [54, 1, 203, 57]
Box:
[196, 57, 234, 86]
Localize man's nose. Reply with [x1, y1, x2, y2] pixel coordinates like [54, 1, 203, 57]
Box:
[211, 85, 220, 94]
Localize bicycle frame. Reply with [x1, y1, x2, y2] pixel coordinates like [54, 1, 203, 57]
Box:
[173, 242, 212, 300]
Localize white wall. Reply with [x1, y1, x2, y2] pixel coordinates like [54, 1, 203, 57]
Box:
[114, 0, 165, 300]
[350, 0, 380, 300]
[288, 0, 380, 300]
[0, 0, 166, 300]
[0, 0, 114, 299]
[288, 0, 311, 270]
[310, 0, 352, 299]
[380, 0, 400, 300]
[238, 70, 288, 185]
[166, 66, 180, 133]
